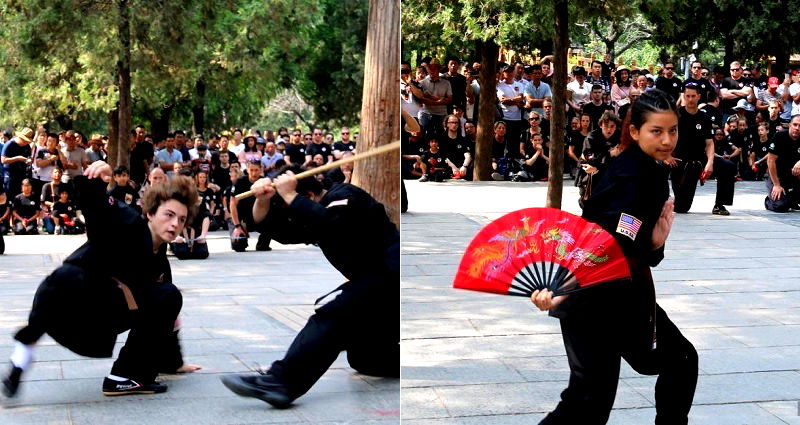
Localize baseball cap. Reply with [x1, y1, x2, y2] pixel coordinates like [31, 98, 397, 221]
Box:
[768, 76, 780, 87]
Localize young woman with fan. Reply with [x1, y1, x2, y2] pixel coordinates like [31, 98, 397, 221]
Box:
[533, 89, 698, 424]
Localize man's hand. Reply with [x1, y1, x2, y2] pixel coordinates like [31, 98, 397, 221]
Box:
[531, 289, 567, 311]
[231, 226, 247, 239]
[250, 177, 276, 200]
[651, 199, 675, 250]
[274, 171, 298, 204]
[83, 161, 112, 182]
[771, 184, 786, 201]
[701, 162, 714, 181]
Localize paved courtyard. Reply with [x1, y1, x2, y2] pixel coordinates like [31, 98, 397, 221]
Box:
[401, 178, 800, 424]
[0, 231, 399, 424]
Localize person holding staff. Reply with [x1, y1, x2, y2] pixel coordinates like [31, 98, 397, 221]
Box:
[2, 160, 201, 399]
[531, 90, 698, 424]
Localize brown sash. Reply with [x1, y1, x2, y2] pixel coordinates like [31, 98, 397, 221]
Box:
[112, 277, 138, 311]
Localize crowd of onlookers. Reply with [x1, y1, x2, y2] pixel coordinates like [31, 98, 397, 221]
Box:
[400, 53, 800, 188]
[0, 124, 359, 252]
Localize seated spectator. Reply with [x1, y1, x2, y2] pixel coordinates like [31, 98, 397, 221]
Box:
[109, 166, 141, 214]
[170, 197, 210, 260]
[491, 121, 513, 181]
[0, 190, 10, 236]
[51, 189, 84, 234]
[310, 154, 326, 169]
[442, 114, 472, 180]
[325, 152, 354, 185]
[12, 179, 40, 235]
[401, 130, 426, 179]
[418, 137, 448, 182]
[41, 168, 66, 234]
[195, 171, 223, 231]
[750, 123, 770, 181]
[238, 131, 262, 167]
[260, 141, 284, 178]
[766, 115, 800, 211]
[715, 127, 741, 162]
[513, 132, 549, 182]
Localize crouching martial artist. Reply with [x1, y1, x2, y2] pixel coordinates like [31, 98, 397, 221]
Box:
[2, 161, 201, 399]
[221, 166, 399, 408]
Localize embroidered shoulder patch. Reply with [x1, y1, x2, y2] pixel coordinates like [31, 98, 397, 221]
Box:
[326, 199, 349, 208]
[616, 213, 642, 241]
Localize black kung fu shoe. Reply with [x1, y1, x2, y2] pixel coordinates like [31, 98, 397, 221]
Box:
[220, 373, 294, 409]
[712, 205, 730, 216]
[2, 366, 23, 398]
[102, 377, 168, 396]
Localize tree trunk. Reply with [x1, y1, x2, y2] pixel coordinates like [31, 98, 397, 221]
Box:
[351, 0, 400, 228]
[107, 108, 119, 168]
[473, 39, 498, 181]
[54, 114, 73, 131]
[723, 34, 734, 68]
[150, 105, 173, 144]
[116, 0, 132, 169]
[547, 0, 568, 209]
[193, 78, 206, 136]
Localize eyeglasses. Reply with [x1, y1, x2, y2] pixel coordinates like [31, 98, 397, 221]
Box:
[664, 67, 674, 70]
[304, 136, 312, 140]
[341, 132, 349, 134]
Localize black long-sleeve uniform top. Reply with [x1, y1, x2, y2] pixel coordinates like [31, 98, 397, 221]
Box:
[265, 183, 399, 281]
[552, 143, 669, 324]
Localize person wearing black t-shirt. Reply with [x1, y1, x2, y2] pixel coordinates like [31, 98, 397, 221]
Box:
[668, 85, 736, 215]
[109, 166, 141, 215]
[576, 112, 621, 202]
[766, 116, 800, 211]
[419, 138, 448, 182]
[441, 114, 472, 179]
[0, 190, 6, 254]
[229, 161, 271, 252]
[11, 179, 40, 235]
[720, 61, 753, 120]
[582, 85, 613, 130]
[332, 128, 356, 159]
[751, 123, 771, 181]
[283, 140, 307, 167]
[442, 57, 467, 113]
[730, 117, 756, 178]
[305, 140, 333, 166]
[655, 61, 682, 104]
[514, 132, 549, 181]
[129, 138, 154, 187]
[699, 90, 723, 128]
[52, 190, 84, 234]
[679, 61, 712, 105]
[401, 131, 427, 179]
[1, 129, 33, 200]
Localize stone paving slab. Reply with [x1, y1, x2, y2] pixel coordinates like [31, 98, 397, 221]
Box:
[401, 179, 800, 424]
[0, 231, 398, 424]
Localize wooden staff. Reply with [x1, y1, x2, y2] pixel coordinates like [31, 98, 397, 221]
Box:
[234, 140, 400, 201]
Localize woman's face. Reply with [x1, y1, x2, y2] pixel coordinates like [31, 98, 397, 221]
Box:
[570, 118, 580, 130]
[197, 172, 207, 185]
[21, 182, 32, 196]
[580, 115, 591, 130]
[637, 75, 648, 89]
[630, 111, 678, 161]
[620, 70, 629, 81]
[147, 199, 188, 246]
[494, 124, 506, 138]
[36, 133, 46, 145]
[714, 130, 725, 140]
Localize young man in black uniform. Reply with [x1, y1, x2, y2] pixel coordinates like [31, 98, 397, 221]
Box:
[221, 167, 398, 408]
[678, 61, 711, 106]
[766, 115, 800, 211]
[720, 61, 752, 123]
[582, 84, 613, 130]
[229, 160, 271, 251]
[668, 84, 736, 215]
[655, 61, 682, 104]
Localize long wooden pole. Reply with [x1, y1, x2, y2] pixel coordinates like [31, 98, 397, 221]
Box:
[234, 141, 400, 200]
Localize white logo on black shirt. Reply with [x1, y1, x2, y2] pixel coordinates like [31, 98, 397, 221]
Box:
[673, 83, 677, 87]
[739, 83, 743, 88]
[696, 124, 702, 130]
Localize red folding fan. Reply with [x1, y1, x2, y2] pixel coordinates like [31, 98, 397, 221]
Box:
[454, 208, 630, 297]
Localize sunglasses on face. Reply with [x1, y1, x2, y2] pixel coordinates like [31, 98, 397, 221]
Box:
[664, 67, 674, 70]
[341, 132, 349, 135]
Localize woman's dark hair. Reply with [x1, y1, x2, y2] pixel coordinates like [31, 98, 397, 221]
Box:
[141, 175, 199, 226]
[614, 68, 631, 87]
[619, 89, 678, 151]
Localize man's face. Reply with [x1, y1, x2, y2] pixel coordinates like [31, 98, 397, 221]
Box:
[691, 63, 702, 79]
[150, 169, 167, 185]
[325, 134, 333, 144]
[233, 131, 242, 141]
[291, 131, 301, 143]
[166, 138, 175, 150]
[543, 102, 552, 117]
[730, 64, 743, 80]
[65, 135, 76, 149]
[592, 63, 601, 76]
[136, 126, 145, 140]
[683, 89, 699, 108]
[664, 63, 674, 78]
[495, 124, 506, 138]
[230, 162, 240, 173]
[503, 69, 514, 83]
[515, 63, 524, 78]
[219, 137, 229, 149]
[790, 117, 800, 139]
[591, 89, 603, 102]
[47, 136, 58, 151]
[428, 64, 440, 80]
[601, 121, 617, 139]
[340, 128, 350, 142]
[247, 164, 263, 182]
[175, 133, 185, 146]
[448, 60, 459, 74]
[769, 103, 781, 117]
[313, 129, 323, 144]
[701, 68, 710, 79]
[265, 142, 276, 154]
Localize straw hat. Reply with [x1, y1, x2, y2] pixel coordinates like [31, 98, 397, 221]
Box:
[15, 127, 33, 143]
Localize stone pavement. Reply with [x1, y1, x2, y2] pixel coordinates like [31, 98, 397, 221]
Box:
[401, 178, 800, 424]
[0, 231, 399, 424]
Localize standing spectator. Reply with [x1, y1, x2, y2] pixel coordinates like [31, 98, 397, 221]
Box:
[655, 61, 683, 104]
[721, 61, 753, 122]
[129, 129, 154, 187]
[85, 135, 106, 164]
[541, 58, 554, 86]
[156, 135, 183, 176]
[496, 65, 526, 156]
[523, 64, 552, 119]
[1, 127, 33, 200]
[466, 63, 481, 124]
[60, 131, 90, 182]
[260, 141, 284, 178]
[332, 128, 356, 159]
[778, 71, 800, 122]
[306, 128, 333, 166]
[442, 56, 467, 114]
[400, 61, 422, 121]
[678, 61, 712, 106]
[228, 129, 245, 156]
[11, 179, 40, 235]
[601, 53, 615, 78]
[757, 77, 784, 119]
[0, 189, 9, 241]
[583, 85, 613, 130]
[409, 58, 452, 138]
[283, 130, 308, 167]
[566, 66, 590, 119]
[610, 66, 633, 114]
[238, 131, 262, 167]
[586, 60, 611, 95]
[29, 131, 48, 197]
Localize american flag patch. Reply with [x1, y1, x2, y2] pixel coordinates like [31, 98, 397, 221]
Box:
[616, 213, 642, 241]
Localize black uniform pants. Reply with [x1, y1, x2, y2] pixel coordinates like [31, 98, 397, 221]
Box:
[540, 304, 697, 425]
[765, 178, 800, 212]
[15, 264, 183, 384]
[670, 157, 736, 213]
[267, 276, 399, 399]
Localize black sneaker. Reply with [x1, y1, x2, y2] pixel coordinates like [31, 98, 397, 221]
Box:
[102, 377, 167, 396]
[255, 244, 272, 252]
[2, 366, 22, 398]
[220, 373, 294, 409]
[712, 205, 730, 216]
